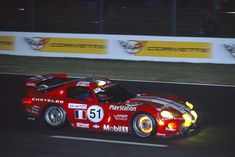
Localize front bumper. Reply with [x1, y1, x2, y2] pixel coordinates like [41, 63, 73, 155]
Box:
[180, 123, 199, 135]
[157, 110, 199, 137]
[156, 122, 199, 137]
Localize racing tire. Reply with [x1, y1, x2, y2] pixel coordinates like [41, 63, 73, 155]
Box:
[43, 105, 67, 129]
[132, 113, 157, 138]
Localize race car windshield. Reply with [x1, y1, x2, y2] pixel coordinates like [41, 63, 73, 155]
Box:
[96, 84, 136, 103]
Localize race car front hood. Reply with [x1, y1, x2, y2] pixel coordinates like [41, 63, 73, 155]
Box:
[130, 96, 190, 114]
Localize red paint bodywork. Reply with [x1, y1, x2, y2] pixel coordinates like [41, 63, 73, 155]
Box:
[22, 74, 198, 137]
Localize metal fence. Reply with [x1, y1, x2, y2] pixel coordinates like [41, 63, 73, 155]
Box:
[1, 0, 235, 38]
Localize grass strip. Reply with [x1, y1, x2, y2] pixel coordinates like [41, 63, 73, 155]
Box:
[0, 55, 235, 85]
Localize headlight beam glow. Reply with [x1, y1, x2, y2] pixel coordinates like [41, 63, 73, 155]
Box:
[182, 113, 192, 127]
[185, 101, 194, 110]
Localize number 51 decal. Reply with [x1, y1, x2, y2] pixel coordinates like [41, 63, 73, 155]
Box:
[75, 105, 104, 123]
[87, 105, 104, 123]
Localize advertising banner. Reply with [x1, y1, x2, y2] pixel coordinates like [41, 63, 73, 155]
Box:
[119, 40, 212, 58]
[0, 36, 15, 50]
[24, 37, 107, 54]
[0, 31, 234, 64]
[223, 44, 235, 58]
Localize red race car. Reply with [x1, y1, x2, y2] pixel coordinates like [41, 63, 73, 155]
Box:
[22, 74, 198, 137]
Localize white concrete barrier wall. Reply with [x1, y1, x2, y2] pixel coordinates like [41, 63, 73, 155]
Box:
[0, 31, 235, 64]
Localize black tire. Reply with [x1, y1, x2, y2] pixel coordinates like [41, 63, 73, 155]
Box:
[132, 113, 157, 138]
[43, 105, 67, 129]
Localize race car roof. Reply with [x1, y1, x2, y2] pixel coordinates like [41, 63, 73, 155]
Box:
[76, 77, 112, 87]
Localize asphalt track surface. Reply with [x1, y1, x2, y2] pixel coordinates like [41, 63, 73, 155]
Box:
[0, 74, 235, 157]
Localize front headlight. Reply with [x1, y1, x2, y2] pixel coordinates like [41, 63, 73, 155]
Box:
[160, 110, 174, 119]
[182, 113, 192, 127]
[185, 101, 193, 110]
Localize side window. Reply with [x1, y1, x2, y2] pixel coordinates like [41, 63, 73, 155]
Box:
[67, 86, 92, 101]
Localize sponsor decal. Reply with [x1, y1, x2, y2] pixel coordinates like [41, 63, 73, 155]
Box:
[224, 44, 235, 58]
[0, 36, 15, 50]
[119, 40, 211, 58]
[32, 98, 64, 104]
[165, 127, 176, 131]
[93, 124, 100, 129]
[76, 81, 91, 87]
[25, 37, 107, 54]
[94, 88, 104, 94]
[119, 40, 145, 54]
[157, 133, 166, 136]
[162, 117, 184, 121]
[25, 37, 49, 50]
[76, 122, 89, 128]
[114, 114, 128, 121]
[102, 83, 117, 89]
[75, 110, 87, 120]
[103, 125, 128, 133]
[109, 105, 136, 112]
[87, 105, 104, 123]
[68, 103, 87, 109]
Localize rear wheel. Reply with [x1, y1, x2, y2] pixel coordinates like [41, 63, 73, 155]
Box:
[132, 113, 157, 137]
[44, 105, 67, 128]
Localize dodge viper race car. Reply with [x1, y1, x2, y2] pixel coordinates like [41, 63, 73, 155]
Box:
[22, 74, 198, 137]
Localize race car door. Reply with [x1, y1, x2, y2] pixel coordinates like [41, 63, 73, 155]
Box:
[66, 86, 105, 130]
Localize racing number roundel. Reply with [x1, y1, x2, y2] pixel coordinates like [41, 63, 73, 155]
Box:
[87, 105, 104, 123]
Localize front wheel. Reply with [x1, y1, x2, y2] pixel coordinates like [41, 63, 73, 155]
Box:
[132, 113, 157, 137]
[44, 105, 67, 128]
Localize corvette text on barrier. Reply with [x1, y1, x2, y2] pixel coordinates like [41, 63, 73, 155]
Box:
[22, 74, 198, 137]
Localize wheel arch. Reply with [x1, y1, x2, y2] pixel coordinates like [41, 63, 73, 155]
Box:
[41, 103, 66, 117]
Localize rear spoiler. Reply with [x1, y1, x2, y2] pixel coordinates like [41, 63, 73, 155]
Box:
[25, 74, 68, 87]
